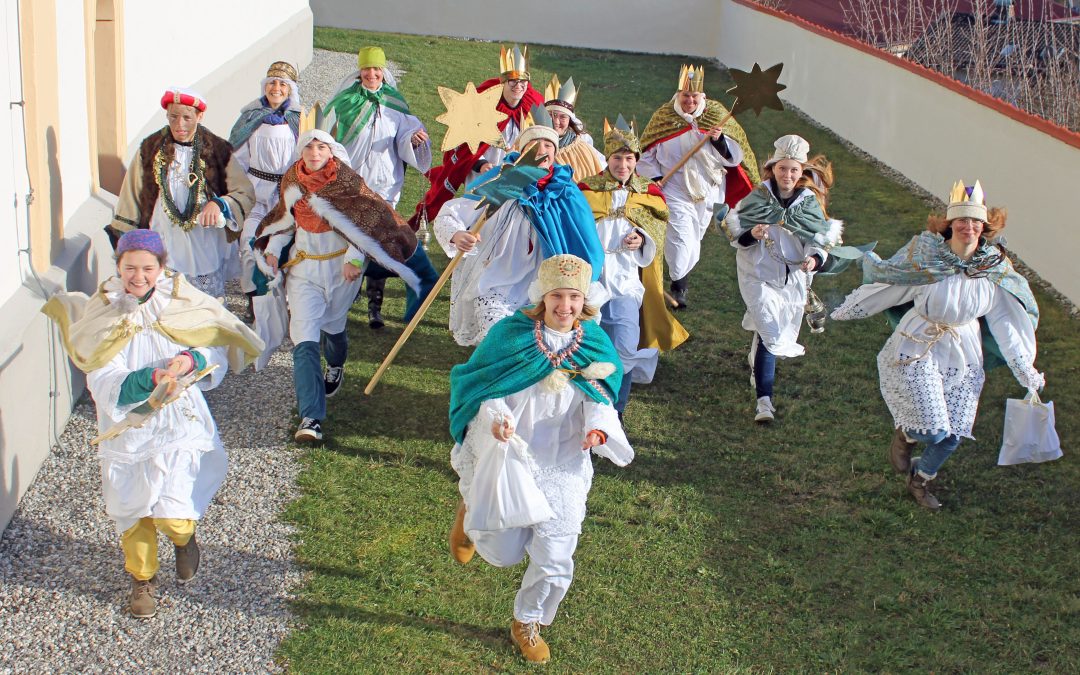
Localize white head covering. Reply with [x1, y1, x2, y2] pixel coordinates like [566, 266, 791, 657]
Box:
[765, 134, 810, 167]
[292, 129, 352, 168]
[260, 76, 301, 111]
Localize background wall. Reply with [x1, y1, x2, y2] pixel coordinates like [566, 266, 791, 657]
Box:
[312, 0, 1080, 305]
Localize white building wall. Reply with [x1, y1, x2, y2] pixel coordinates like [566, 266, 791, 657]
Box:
[123, 0, 313, 154]
[0, 2, 30, 306]
[54, 0, 93, 215]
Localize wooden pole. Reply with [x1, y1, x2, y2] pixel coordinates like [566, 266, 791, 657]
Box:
[364, 209, 490, 395]
[657, 110, 734, 187]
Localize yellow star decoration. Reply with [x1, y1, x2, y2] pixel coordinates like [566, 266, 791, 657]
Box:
[435, 82, 510, 153]
[726, 62, 787, 117]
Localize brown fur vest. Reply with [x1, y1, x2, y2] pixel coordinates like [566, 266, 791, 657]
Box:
[133, 126, 236, 229]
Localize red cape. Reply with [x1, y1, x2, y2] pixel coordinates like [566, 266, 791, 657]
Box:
[408, 78, 544, 229]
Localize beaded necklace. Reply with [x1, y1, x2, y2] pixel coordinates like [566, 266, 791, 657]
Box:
[153, 131, 206, 232]
[532, 320, 584, 368]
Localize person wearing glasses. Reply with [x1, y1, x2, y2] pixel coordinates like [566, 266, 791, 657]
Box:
[831, 181, 1044, 509]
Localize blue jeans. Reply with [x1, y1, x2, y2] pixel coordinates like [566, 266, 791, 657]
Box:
[403, 246, 440, 322]
[600, 317, 634, 413]
[754, 336, 776, 399]
[905, 429, 962, 479]
[293, 330, 348, 420]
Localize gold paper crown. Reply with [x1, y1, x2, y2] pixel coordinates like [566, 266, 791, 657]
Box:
[946, 179, 988, 222]
[602, 114, 640, 156]
[544, 74, 579, 110]
[299, 102, 325, 134]
[499, 44, 530, 81]
[678, 64, 705, 93]
[266, 61, 298, 82]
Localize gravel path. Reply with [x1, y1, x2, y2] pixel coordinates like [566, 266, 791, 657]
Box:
[0, 50, 363, 673]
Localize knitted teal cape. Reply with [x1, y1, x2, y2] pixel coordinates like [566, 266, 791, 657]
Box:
[449, 312, 622, 444]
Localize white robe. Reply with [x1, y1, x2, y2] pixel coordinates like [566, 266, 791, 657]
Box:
[149, 144, 240, 283]
[595, 188, 659, 383]
[233, 123, 296, 292]
[434, 197, 541, 346]
[471, 118, 520, 185]
[832, 273, 1043, 438]
[265, 227, 363, 344]
[637, 109, 743, 281]
[331, 90, 431, 207]
[86, 274, 230, 534]
[450, 326, 633, 622]
[727, 186, 831, 359]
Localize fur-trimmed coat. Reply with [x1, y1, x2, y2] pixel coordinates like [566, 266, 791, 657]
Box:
[253, 160, 422, 291]
[111, 125, 254, 240]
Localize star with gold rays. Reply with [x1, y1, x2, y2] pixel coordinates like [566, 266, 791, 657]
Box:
[435, 83, 510, 153]
[727, 63, 786, 116]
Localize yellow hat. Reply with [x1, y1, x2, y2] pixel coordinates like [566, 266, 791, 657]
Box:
[358, 46, 387, 70]
[536, 255, 592, 297]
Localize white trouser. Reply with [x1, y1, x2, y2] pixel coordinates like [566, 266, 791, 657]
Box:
[664, 194, 711, 281]
[472, 527, 579, 625]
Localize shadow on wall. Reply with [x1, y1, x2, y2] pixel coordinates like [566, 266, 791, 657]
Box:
[46, 127, 63, 263]
[0, 413, 18, 532]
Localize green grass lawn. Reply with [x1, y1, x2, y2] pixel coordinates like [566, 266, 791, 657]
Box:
[279, 27, 1080, 672]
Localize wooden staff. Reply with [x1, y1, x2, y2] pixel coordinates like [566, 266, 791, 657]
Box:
[364, 206, 490, 395]
[657, 110, 734, 187]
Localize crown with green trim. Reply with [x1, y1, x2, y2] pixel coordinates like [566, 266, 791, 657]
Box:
[603, 115, 640, 157]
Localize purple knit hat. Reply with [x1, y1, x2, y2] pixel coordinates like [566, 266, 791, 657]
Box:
[116, 230, 166, 258]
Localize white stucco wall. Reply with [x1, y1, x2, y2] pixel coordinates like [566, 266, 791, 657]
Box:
[0, 2, 28, 307]
[123, 0, 313, 153]
[310, 0, 722, 57]
[54, 0, 93, 215]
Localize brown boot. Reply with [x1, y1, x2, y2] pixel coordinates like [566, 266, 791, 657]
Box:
[511, 619, 551, 663]
[907, 473, 942, 510]
[449, 500, 475, 564]
[889, 428, 916, 474]
[175, 533, 200, 583]
[129, 575, 157, 618]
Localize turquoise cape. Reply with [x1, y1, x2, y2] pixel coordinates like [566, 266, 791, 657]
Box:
[449, 312, 622, 444]
[227, 98, 300, 149]
[326, 81, 412, 145]
[730, 184, 873, 275]
[865, 231, 1038, 370]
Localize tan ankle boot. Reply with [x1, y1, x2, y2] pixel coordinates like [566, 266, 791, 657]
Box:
[511, 619, 551, 663]
[907, 473, 941, 510]
[129, 575, 157, 618]
[449, 500, 475, 564]
[889, 428, 916, 474]
[175, 533, 200, 583]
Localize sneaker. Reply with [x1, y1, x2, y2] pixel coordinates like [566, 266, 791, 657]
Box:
[295, 418, 323, 443]
[175, 533, 200, 583]
[754, 396, 775, 423]
[324, 366, 344, 398]
[129, 575, 157, 619]
[511, 619, 551, 663]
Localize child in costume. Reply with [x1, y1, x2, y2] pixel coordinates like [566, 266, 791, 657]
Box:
[578, 116, 671, 415]
[326, 45, 432, 329]
[832, 181, 1043, 509]
[432, 106, 606, 346]
[543, 74, 606, 182]
[110, 87, 255, 299]
[253, 129, 438, 443]
[723, 135, 867, 423]
[41, 230, 263, 619]
[228, 62, 302, 314]
[447, 254, 633, 664]
[637, 65, 756, 308]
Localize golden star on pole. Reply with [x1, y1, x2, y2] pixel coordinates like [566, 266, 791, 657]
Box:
[726, 62, 786, 116]
[435, 82, 510, 153]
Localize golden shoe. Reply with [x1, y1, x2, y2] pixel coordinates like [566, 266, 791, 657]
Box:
[511, 619, 551, 663]
[449, 500, 475, 564]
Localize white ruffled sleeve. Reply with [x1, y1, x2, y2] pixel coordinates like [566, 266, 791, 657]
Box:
[831, 282, 918, 322]
[433, 198, 484, 259]
[583, 400, 634, 467]
[984, 285, 1043, 390]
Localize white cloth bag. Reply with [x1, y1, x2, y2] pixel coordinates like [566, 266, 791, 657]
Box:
[251, 276, 288, 372]
[465, 433, 555, 532]
[998, 390, 1063, 465]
